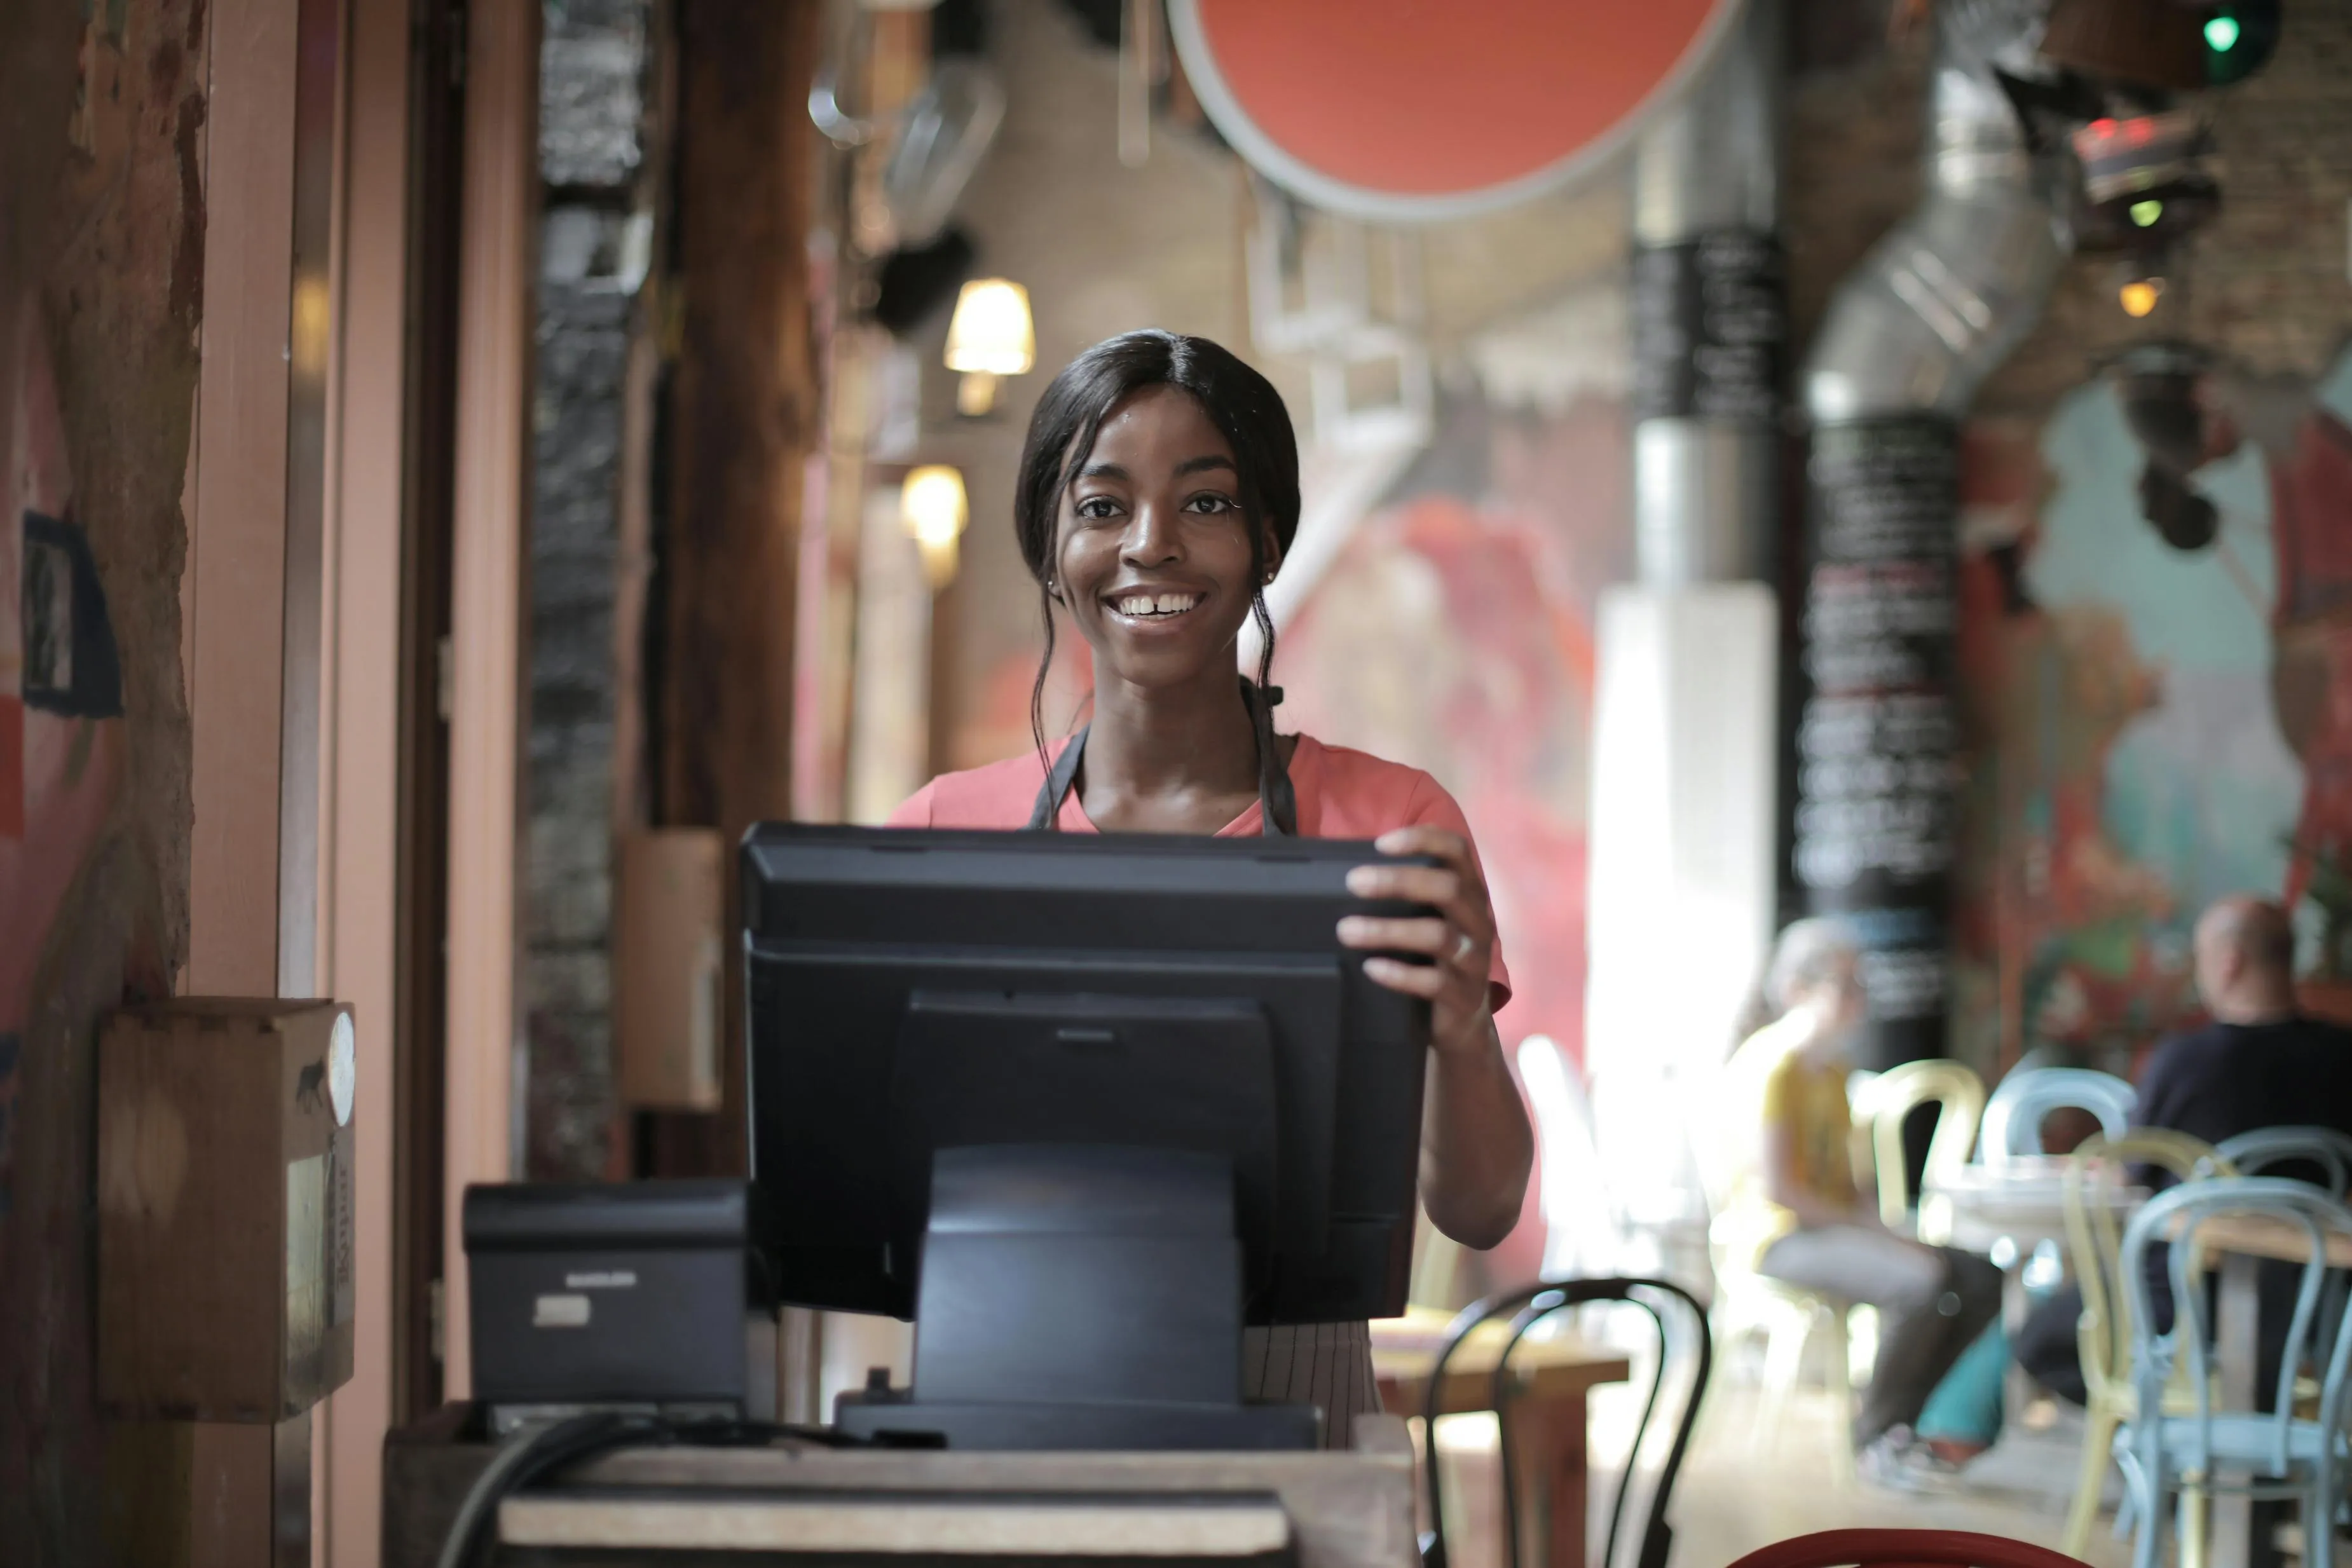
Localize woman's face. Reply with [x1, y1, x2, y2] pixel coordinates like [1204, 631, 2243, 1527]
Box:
[1053, 384, 1271, 692]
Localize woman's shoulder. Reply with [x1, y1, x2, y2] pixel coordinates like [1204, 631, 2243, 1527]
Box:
[1292, 734, 1460, 836]
[889, 746, 1060, 829]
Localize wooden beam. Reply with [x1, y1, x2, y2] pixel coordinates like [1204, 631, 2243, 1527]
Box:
[657, 0, 822, 1175]
[186, 0, 302, 1000]
[441, 0, 538, 1400]
[318, 0, 413, 1557]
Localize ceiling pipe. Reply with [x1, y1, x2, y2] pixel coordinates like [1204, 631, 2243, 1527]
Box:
[1804, 0, 2071, 425]
[1629, 0, 1783, 587]
[1784, 0, 2072, 1070]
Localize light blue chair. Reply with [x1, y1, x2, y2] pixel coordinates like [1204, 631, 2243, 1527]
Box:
[1980, 1067, 2136, 1164]
[2117, 1178, 2352, 1568]
[2216, 1126, 2352, 1196]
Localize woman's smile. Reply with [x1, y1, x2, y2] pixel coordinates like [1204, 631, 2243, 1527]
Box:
[1104, 587, 1208, 627]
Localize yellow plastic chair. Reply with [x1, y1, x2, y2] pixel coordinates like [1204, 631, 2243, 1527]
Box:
[1754, 1270, 1856, 1480]
[2062, 1129, 2234, 1562]
[1700, 1193, 1857, 1482]
[1852, 1060, 1986, 1242]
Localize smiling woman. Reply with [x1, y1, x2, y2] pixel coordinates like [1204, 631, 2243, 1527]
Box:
[885, 331, 1534, 1447]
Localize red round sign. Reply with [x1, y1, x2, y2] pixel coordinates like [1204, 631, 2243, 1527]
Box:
[1170, 0, 1738, 221]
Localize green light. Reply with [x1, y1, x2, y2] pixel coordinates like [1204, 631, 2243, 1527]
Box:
[2131, 200, 2164, 228]
[2206, 13, 2241, 51]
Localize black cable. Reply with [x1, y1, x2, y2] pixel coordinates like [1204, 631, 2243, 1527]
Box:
[435, 1412, 659, 1568]
[434, 1410, 897, 1568]
[1419, 1277, 1711, 1568]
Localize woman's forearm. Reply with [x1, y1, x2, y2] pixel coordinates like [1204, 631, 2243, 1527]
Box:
[1419, 1018, 1535, 1251]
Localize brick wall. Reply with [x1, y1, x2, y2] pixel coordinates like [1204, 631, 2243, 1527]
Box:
[523, 0, 654, 1180]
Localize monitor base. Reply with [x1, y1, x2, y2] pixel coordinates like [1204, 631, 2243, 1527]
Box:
[834, 1394, 1321, 1452]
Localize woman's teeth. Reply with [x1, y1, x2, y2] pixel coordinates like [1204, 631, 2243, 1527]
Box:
[1114, 592, 1202, 617]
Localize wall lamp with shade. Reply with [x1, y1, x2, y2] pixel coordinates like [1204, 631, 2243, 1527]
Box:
[901, 464, 969, 587]
[945, 278, 1034, 416]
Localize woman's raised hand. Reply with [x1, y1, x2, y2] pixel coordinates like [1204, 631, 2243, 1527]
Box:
[1336, 825, 1498, 1061]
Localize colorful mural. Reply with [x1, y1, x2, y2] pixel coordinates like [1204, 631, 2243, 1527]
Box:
[1951, 343, 2352, 1074]
[1280, 397, 1631, 1068]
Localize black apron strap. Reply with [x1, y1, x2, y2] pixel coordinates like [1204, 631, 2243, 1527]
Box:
[1027, 724, 1091, 830]
[1027, 678, 1296, 836]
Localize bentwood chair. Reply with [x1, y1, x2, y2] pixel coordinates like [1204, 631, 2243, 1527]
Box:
[2119, 1180, 2352, 1568]
[1420, 1277, 1710, 1568]
[1852, 1059, 1986, 1242]
[2059, 1130, 2234, 1560]
[2215, 1126, 2352, 1197]
[1725, 1529, 2096, 1568]
[1981, 1068, 2136, 1164]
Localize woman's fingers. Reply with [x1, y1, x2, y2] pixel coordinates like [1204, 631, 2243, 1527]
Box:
[1344, 862, 1493, 945]
[1336, 914, 1452, 955]
[1362, 955, 1447, 999]
[1343, 823, 1500, 1053]
[1374, 824, 1470, 864]
[1344, 913, 1487, 1018]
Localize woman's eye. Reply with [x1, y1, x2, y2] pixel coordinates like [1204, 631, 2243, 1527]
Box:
[1075, 496, 1121, 521]
[1186, 493, 1236, 514]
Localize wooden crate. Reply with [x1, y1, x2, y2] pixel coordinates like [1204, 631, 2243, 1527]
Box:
[98, 998, 357, 1421]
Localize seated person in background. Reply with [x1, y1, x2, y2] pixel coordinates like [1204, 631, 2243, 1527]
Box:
[1711, 918, 2003, 1481]
[2013, 894, 2352, 1403]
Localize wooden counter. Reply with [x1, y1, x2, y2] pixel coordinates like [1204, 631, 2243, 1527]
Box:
[384, 1403, 1420, 1568]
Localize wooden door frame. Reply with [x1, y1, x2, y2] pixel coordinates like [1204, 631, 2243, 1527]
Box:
[390, 0, 468, 1441]
[440, 0, 538, 1402]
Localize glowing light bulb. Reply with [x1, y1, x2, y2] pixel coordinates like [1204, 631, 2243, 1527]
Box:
[2120, 280, 2163, 318]
[2130, 200, 2164, 228]
[901, 465, 969, 547]
[2206, 13, 2241, 51]
[901, 465, 970, 588]
[944, 280, 1036, 376]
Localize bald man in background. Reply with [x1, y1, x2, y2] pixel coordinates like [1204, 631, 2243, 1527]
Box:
[2135, 895, 2352, 1147]
[2014, 895, 2352, 1407]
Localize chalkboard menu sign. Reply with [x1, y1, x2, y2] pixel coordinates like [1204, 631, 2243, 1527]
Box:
[1631, 229, 1784, 426]
[1787, 416, 1960, 1068]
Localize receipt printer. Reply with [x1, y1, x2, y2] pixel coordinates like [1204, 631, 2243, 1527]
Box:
[463, 1180, 774, 1433]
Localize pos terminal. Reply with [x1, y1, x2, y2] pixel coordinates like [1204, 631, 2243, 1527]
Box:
[741, 823, 1437, 1451]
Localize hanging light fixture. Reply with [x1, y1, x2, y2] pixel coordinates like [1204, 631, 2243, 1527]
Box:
[901, 464, 969, 587]
[944, 278, 1035, 416]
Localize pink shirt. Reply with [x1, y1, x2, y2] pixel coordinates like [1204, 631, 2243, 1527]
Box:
[889, 732, 1511, 1009]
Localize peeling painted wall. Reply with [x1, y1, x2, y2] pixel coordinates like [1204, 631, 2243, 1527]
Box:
[0, 0, 202, 1559]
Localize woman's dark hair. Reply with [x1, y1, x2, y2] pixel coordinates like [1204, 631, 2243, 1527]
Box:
[1012, 330, 1301, 766]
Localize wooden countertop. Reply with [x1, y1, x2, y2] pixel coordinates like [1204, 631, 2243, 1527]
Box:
[486, 1417, 1421, 1568]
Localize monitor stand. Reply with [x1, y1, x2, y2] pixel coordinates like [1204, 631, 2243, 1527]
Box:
[833, 1145, 1322, 1451]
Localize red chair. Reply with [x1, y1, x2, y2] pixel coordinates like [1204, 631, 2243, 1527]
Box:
[1726, 1531, 2097, 1568]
